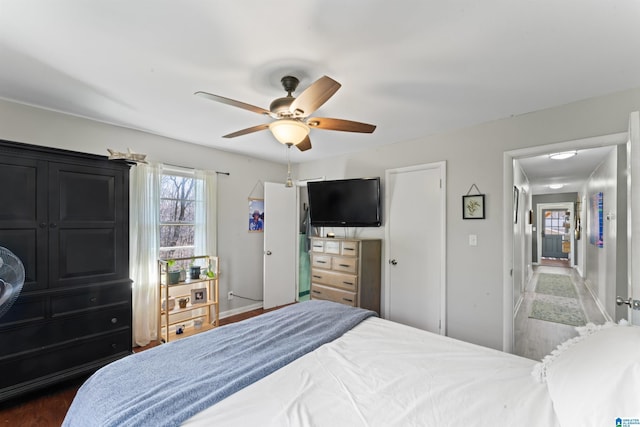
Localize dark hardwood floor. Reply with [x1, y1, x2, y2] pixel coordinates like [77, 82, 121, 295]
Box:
[0, 307, 272, 427]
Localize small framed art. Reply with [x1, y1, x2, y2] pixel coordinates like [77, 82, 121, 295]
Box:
[462, 194, 485, 219]
[191, 288, 207, 304]
[248, 198, 264, 232]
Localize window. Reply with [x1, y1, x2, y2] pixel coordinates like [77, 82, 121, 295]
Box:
[544, 210, 570, 236]
[159, 172, 200, 268]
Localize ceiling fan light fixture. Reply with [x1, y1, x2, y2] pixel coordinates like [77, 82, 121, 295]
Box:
[549, 150, 577, 160]
[269, 120, 309, 145]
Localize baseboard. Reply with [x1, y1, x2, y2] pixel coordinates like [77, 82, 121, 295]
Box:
[219, 302, 263, 320]
[513, 294, 525, 319]
[583, 278, 612, 322]
[574, 264, 584, 278]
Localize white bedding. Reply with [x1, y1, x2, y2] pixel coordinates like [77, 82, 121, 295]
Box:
[184, 317, 559, 426]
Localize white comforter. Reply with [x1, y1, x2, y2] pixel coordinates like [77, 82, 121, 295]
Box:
[184, 317, 559, 426]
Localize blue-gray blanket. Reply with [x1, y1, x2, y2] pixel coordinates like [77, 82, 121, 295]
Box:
[62, 300, 376, 426]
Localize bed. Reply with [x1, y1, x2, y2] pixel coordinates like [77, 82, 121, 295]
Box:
[63, 300, 640, 427]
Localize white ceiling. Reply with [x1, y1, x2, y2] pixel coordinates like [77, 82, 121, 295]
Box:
[518, 146, 616, 195]
[1, 1, 639, 190]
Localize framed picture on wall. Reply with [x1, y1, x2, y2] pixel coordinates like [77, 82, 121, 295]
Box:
[248, 198, 264, 232]
[462, 194, 485, 219]
[590, 192, 603, 247]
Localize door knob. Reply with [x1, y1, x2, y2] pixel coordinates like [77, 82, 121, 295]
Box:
[616, 296, 640, 309]
[617, 296, 630, 306]
[265, 250, 272, 256]
[389, 259, 398, 265]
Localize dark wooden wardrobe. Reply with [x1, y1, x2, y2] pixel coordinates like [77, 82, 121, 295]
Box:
[0, 140, 132, 402]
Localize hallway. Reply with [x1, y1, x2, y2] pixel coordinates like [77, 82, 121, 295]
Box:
[514, 265, 607, 361]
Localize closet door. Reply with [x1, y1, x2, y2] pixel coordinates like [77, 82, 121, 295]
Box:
[263, 182, 297, 309]
[385, 162, 446, 334]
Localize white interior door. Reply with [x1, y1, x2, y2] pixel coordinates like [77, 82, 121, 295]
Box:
[385, 162, 446, 334]
[627, 111, 640, 325]
[263, 182, 297, 309]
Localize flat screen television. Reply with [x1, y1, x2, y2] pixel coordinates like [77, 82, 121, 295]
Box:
[307, 177, 381, 227]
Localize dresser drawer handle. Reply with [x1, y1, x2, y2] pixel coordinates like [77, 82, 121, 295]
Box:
[89, 297, 97, 303]
[312, 275, 322, 279]
[316, 260, 327, 264]
[338, 264, 350, 268]
[342, 281, 354, 286]
[313, 245, 323, 249]
[342, 298, 353, 303]
[312, 290, 322, 294]
[111, 343, 118, 349]
[111, 318, 118, 324]
[344, 248, 355, 251]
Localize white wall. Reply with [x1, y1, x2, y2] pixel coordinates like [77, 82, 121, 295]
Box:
[584, 147, 619, 317]
[295, 87, 640, 350]
[3, 87, 640, 350]
[0, 98, 287, 314]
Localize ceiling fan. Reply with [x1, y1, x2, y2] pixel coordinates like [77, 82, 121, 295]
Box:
[195, 75, 376, 152]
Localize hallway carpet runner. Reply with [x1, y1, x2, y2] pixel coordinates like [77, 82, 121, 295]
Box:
[528, 273, 586, 327]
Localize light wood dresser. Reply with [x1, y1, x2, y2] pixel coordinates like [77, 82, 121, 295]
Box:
[309, 237, 381, 313]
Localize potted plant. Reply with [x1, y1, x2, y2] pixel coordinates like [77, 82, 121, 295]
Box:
[166, 259, 181, 285]
[189, 258, 201, 280]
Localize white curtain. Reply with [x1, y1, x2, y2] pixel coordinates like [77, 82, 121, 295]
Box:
[194, 169, 218, 256]
[130, 163, 160, 346]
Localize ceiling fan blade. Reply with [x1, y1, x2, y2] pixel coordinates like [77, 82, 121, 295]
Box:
[307, 117, 376, 133]
[223, 123, 270, 138]
[289, 76, 341, 117]
[296, 136, 312, 152]
[195, 91, 270, 116]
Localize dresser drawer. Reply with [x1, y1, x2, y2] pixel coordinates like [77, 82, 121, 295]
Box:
[341, 240, 359, 256]
[324, 240, 340, 254]
[0, 329, 131, 390]
[311, 254, 332, 269]
[311, 240, 325, 253]
[0, 294, 46, 327]
[311, 269, 358, 292]
[332, 256, 357, 274]
[51, 282, 131, 316]
[310, 284, 357, 307]
[0, 304, 131, 357]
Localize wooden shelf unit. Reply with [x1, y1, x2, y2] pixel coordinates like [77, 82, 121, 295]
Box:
[157, 255, 219, 343]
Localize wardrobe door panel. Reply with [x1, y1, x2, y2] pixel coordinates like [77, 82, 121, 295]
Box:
[48, 162, 126, 287]
[57, 171, 117, 222]
[55, 229, 116, 282]
[0, 155, 47, 291]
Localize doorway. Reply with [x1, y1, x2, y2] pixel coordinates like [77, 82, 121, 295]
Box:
[502, 132, 628, 352]
[538, 203, 573, 266]
[384, 162, 446, 334]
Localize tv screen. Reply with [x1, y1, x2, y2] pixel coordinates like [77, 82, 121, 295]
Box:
[307, 178, 381, 227]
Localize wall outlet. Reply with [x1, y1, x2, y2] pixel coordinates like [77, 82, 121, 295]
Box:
[227, 291, 234, 301]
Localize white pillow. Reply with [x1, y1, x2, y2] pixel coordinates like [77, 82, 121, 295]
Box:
[535, 322, 640, 427]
